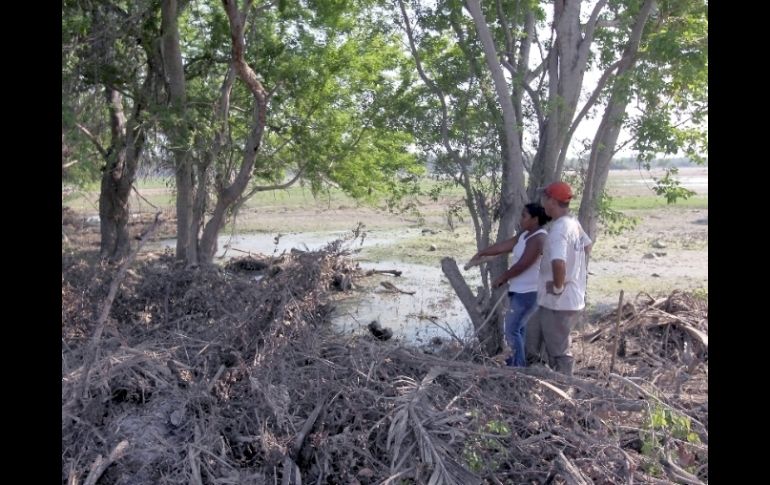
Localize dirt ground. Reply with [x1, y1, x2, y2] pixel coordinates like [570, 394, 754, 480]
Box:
[586, 206, 707, 313]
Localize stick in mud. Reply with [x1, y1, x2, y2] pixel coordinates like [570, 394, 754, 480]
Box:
[609, 290, 624, 377]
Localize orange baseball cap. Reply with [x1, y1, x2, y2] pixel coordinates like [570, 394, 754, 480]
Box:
[543, 181, 573, 203]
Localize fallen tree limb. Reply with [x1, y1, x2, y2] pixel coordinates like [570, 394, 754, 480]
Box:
[365, 269, 403, 277]
[83, 440, 130, 485]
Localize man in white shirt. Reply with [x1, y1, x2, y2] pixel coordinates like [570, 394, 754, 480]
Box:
[526, 181, 592, 376]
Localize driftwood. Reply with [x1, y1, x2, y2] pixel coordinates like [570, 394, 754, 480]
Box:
[365, 269, 403, 277]
[556, 450, 591, 485]
[380, 281, 415, 295]
[441, 257, 484, 330]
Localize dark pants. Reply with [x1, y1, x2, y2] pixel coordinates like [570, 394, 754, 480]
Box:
[525, 306, 580, 376]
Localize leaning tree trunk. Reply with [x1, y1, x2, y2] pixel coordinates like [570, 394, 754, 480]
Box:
[578, 94, 627, 240]
[578, 0, 655, 241]
[441, 258, 500, 356]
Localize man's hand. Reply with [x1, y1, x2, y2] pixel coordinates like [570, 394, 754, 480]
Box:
[545, 281, 564, 295]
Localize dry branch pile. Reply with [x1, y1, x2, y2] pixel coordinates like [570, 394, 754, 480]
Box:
[63, 240, 707, 484]
[578, 292, 708, 420]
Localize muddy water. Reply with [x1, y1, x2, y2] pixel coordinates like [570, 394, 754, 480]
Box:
[620, 176, 708, 192]
[331, 260, 482, 345]
[155, 228, 419, 257]
[153, 230, 482, 344]
[147, 168, 707, 344]
[612, 167, 708, 194]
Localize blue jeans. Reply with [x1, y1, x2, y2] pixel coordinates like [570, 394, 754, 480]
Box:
[504, 291, 539, 367]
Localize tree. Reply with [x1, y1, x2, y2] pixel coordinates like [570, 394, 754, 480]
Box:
[62, 0, 164, 261]
[158, 0, 423, 266]
[578, 0, 708, 237]
[393, 0, 707, 354]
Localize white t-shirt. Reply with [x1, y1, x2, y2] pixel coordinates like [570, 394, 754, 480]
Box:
[508, 228, 547, 294]
[537, 216, 592, 311]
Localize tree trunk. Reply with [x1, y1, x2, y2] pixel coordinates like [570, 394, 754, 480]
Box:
[158, 0, 268, 267]
[527, 0, 609, 198]
[98, 88, 145, 261]
[464, 0, 527, 246]
[441, 258, 501, 356]
[86, 2, 155, 262]
[191, 67, 235, 264]
[465, 0, 530, 354]
[198, 84, 267, 264]
[578, 96, 626, 240]
[578, 0, 656, 241]
[190, 0, 269, 265]
[161, 0, 195, 265]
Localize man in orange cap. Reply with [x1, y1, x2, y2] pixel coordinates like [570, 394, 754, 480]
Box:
[527, 181, 592, 376]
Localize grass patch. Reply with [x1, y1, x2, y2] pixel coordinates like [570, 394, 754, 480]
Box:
[587, 274, 708, 304]
[359, 229, 478, 266]
[609, 195, 707, 211]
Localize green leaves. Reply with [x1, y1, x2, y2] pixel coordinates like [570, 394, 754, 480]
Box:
[651, 167, 697, 204]
[627, 0, 708, 162]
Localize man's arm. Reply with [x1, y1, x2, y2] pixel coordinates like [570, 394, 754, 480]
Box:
[546, 258, 567, 294]
[546, 228, 568, 295]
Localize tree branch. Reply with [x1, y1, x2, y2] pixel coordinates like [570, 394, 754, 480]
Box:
[557, 58, 623, 168]
[222, 0, 264, 99]
[502, 59, 544, 129]
[75, 123, 109, 160]
[263, 105, 322, 158]
[495, 0, 515, 63]
[581, 0, 609, 55]
[83, 440, 130, 485]
[255, 0, 278, 15]
[397, 0, 454, 158]
[527, 27, 548, 84]
[611, 113, 694, 157]
[245, 164, 306, 195]
[220, 0, 267, 202]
